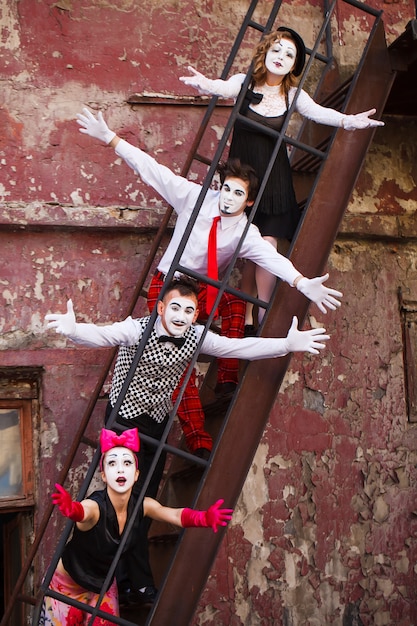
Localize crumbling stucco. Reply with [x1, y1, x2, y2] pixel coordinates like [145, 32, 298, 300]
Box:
[1, 1, 416, 624]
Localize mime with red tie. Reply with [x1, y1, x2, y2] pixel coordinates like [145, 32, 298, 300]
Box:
[76, 107, 343, 461]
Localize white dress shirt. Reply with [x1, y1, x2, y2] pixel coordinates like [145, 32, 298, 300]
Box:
[115, 139, 300, 286]
[69, 315, 291, 360]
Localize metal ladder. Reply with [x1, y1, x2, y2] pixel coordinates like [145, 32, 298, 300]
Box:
[1, 1, 395, 625]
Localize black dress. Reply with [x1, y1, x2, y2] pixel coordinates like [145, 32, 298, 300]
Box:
[229, 90, 301, 240]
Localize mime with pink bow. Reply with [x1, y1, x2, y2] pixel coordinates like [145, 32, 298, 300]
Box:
[40, 427, 233, 624]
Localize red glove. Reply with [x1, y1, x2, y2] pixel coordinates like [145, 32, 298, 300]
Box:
[52, 483, 84, 522]
[181, 499, 233, 533]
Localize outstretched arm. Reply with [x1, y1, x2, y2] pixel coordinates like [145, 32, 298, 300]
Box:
[76, 108, 202, 214]
[201, 316, 329, 359]
[295, 90, 384, 130]
[44, 299, 142, 347]
[179, 66, 245, 99]
[240, 232, 342, 313]
[144, 497, 233, 533]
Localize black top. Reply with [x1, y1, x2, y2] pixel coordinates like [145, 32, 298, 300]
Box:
[62, 489, 143, 593]
[229, 89, 301, 240]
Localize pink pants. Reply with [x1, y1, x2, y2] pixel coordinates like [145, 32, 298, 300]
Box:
[39, 568, 119, 625]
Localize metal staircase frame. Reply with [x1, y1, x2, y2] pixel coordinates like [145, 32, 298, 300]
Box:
[1, 1, 397, 625]
[146, 16, 396, 624]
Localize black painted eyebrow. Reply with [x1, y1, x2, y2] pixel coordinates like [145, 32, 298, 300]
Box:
[223, 183, 245, 194]
[169, 300, 196, 311]
[106, 452, 135, 460]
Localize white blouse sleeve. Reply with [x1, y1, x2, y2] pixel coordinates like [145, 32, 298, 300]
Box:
[200, 73, 247, 99]
[115, 139, 202, 214]
[292, 88, 346, 127]
[69, 317, 143, 348]
[201, 331, 289, 359]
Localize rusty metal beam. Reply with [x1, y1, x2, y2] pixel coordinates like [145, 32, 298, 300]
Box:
[146, 18, 396, 626]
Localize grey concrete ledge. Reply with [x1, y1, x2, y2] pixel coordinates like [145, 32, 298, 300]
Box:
[0, 202, 175, 233]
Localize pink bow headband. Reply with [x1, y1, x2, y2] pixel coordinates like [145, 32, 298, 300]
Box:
[100, 428, 140, 454]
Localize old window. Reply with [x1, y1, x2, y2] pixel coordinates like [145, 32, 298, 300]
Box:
[0, 400, 34, 506]
[0, 367, 41, 625]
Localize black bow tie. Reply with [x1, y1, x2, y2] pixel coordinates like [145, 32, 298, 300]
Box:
[249, 91, 263, 105]
[158, 335, 186, 348]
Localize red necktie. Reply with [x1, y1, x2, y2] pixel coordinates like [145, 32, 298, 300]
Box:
[206, 216, 221, 315]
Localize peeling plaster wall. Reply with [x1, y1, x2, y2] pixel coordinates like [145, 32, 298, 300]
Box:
[1, 1, 416, 625]
[1, 0, 411, 206]
[199, 235, 417, 626]
[195, 112, 417, 626]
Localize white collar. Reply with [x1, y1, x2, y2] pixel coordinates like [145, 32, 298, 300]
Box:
[155, 317, 168, 338]
[219, 211, 247, 229]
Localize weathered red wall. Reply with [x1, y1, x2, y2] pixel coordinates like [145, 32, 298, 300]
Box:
[207, 241, 417, 625]
[1, 1, 416, 624]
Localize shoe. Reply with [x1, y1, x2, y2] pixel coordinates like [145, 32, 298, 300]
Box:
[215, 382, 237, 397]
[118, 588, 131, 607]
[244, 324, 257, 337]
[119, 585, 158, 607]
[194, 447, 211, 461]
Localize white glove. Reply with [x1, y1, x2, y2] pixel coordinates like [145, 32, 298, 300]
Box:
[285, 316, 329, 355]
[45, 300, 76, 336]
[296, 274, 343, 314]
[342, 108, 384, 131]
[179, 65, 215, 95]
[76, 108, 116, 144]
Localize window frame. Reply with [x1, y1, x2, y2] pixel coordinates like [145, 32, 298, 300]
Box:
[0, 399, 34, 509]
[400, 295, 417, 423]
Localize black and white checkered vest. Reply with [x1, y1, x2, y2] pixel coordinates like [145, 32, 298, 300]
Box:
[109, 316, 199, 423]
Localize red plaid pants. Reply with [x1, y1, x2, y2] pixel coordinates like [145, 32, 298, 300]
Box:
[147, 273, 245, 452]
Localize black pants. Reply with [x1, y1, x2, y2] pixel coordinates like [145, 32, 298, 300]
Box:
[105, 402, 168, 589]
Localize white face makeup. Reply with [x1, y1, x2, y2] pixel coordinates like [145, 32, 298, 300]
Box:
[157, 291, 199, 337]
[265, 37, 297, 78]
[219, 177, 250, 216]
[102, 447, 138, 494]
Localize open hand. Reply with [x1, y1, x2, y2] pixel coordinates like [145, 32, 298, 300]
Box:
[45, 299, 76, 336]
[342, 108, 384, 131]
[296, 274, 342, 314]
[179, 65, 212, 94]
[76, 108, 116, 144]
[52, 483, 84, 522]
[205, 499, 234, 533]
[181, 499, 233, 532]
[285, 316, 329, 355]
